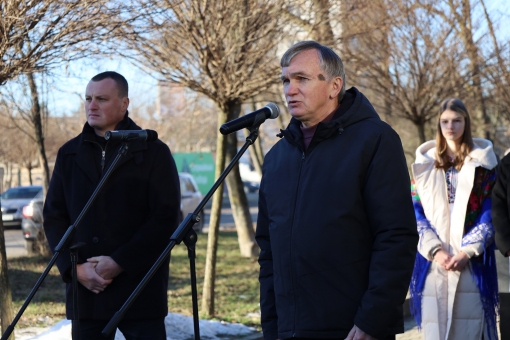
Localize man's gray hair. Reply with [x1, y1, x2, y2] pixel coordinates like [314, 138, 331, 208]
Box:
[281, 40, 346, 103]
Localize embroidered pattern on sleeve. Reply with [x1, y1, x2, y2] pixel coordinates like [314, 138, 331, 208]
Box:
[461, 222, 494, 248]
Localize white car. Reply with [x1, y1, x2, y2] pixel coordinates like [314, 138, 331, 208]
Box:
[1, 185, 43, 228]
[179, 173, 204, 232]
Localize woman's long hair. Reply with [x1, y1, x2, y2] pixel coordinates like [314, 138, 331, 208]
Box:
[434, 98, 474, 170]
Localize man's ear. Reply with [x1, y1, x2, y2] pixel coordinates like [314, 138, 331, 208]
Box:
[122, 97, 130, 111]
[330, 77, 343, 99]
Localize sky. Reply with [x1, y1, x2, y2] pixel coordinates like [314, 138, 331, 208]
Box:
[45, 58, 159, 117]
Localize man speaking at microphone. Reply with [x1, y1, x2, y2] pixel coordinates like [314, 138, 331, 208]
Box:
[256, 41, 418, 340]
[43, 71, 180, 339]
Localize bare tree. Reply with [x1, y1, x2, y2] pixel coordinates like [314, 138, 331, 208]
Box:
[414, 0, 493, 139]
[121, 0, 282, 317]
[0, 0, 129, 85]
[345, 1, 464, 145]
[280, 0, 339, 46]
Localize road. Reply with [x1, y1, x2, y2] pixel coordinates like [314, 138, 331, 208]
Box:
[4, 227, 27, 258]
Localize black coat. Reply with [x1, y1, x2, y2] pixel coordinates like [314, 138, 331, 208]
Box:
[492, 153, 510, 256]
[43, 114, 180, 320]
[256, 88, 418, 340]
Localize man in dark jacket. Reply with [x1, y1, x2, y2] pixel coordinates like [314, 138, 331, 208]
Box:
[491, 153, 510, 340]
[256, 41, 418, 340]
[43, 71, 180, 339]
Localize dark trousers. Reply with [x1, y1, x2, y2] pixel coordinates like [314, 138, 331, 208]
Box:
[501, 293, 510, 340]
[74, 317, 166, 340]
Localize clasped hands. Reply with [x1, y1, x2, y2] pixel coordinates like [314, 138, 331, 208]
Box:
[433, 249, 470, 271]
[76, 256, 123, 294]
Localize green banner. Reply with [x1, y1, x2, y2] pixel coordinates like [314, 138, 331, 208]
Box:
[172, 152, 215, 194]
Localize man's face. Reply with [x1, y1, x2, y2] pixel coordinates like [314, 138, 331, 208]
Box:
[281, 49, 342, 126]
[85, 78, 129, 136]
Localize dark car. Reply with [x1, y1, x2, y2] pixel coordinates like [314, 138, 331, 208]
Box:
[1, 185, 43, 228]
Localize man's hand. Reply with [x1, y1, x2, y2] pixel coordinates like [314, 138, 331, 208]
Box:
[433, 249, 453, 270]
[345, 325, 378, 340]
[76, 262, 112, 294]
[445, 251, 470, 271]
[87, 256, 124, 280]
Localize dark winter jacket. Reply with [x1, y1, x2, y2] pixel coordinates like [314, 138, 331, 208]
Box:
[43, 113, 180, 320]
[492, 153, 510, 256]
[256, 87, 418, 340]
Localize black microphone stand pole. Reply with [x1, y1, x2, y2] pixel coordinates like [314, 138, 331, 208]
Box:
[1, 143, 130, 340]
[102, 127, 262, 339]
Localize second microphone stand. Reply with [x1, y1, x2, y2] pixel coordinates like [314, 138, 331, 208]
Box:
[102, 127, 262, 339]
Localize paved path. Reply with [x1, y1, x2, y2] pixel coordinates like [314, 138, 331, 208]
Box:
[4, 228, 27, 258]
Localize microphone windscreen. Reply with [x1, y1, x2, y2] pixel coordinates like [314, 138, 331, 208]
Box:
[265, 102, 280, 119]
[146, 130, 158, 142]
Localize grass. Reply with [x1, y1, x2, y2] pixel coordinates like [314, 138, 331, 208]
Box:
[6, 231, 261, 330]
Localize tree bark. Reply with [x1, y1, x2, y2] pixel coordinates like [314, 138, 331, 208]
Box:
[27, 163, 33, 185]
[224, 102, 258, 258]
[201, 112, 228, 318]
[27, 72, 50, 193]
[0, 215, 15, 340]
[416, 121, 427, 145]
[26, 72, 51, 257]
[243, 99, 264, 176]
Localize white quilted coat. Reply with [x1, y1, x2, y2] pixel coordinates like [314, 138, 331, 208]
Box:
[412, 139, 498, 340]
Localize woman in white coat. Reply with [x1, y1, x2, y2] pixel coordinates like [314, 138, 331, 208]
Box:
[409, 98, 499, 339]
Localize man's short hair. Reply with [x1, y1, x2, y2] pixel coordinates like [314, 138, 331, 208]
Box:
[91, 71, 129, 98]
[281, 41, 346, 102]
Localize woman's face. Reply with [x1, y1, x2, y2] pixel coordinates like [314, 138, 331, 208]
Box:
[440, 109, 466, 145]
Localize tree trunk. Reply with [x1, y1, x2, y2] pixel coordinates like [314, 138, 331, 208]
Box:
[0, 215, 15, 340]
[243, 99, 264, 176]
[224, 102, 258, 258]
[27, 72, 51, 258]
[310, 0, 335, 45]
[201, 112, 228, 318]
[27, 72, 50, 193]
[416, 121, 427, 145]
[450, 0, 491, 139]
[27, 164, 33, 185]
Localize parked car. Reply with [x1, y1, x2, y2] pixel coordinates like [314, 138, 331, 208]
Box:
[1, 185, 43, 228]
[20, 174, 204, 254]
[179, 172, 205, 232]
[20, 189, 45, 254]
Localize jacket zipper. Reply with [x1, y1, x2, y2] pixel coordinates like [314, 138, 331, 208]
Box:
[85, 140, 109, 174]
[101, 150, 106, 171]
[291, 147, 306, 337]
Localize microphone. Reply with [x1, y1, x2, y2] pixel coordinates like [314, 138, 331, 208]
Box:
[104, 130, 158, 142]
[220, 102, 280, 135]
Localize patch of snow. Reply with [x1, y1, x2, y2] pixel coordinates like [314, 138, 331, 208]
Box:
[13, 313, 261, 340]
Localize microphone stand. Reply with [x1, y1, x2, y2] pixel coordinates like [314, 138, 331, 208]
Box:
[102, 127, 262, 339]
[0, 143, 130, 340]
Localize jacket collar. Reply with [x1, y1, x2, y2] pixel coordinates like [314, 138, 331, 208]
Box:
[67, 112, 149, 183]
[280, 87, 378, 146]
[415, 138, 498, 170]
